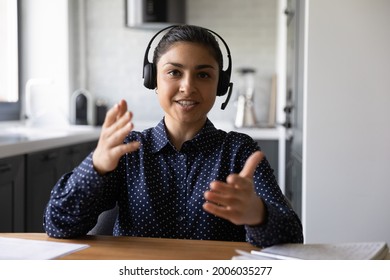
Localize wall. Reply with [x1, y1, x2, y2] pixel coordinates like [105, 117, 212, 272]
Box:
[84, 0, 278, 124]
[303, 0, 390, 244]
[20, 0, 70, 126]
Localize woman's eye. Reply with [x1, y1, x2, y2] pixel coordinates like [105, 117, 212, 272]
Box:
[198, 72, 210, 79]
[168, 70, 181, 77]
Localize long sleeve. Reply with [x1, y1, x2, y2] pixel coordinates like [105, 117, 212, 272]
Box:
[245, 158, 303, 247]
[230, 133, 303, 247]
[245, 200, 303, 247]
[43, 153, 118, 238]
[249, 154, 303, 247]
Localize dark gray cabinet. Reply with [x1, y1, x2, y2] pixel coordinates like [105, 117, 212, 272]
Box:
[25, 148, 64, 232]
[25, 141, 97, 232]
[0, 155, 25, 232]
[0, 140, 97, 233]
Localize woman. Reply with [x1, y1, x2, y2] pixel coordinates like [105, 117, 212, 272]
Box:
[44, 25, 303, 247]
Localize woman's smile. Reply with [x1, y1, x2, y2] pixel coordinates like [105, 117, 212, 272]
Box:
[175, 99, 199, 109]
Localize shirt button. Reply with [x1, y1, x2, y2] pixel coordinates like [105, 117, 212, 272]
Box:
[176, 216, 185, 222]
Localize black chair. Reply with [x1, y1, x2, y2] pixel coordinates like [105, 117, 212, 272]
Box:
[87, 205, 118, 235]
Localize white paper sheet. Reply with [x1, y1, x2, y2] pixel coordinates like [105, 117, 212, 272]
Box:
[0, 237, 89, 260]
[233, 242, 389, 260]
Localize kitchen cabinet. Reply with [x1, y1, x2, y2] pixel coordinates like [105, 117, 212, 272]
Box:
[25, 148, 63, 232]
[0, 155, 25, 232]
[25, 141, 97, 232]
[257, 140, 279, 180]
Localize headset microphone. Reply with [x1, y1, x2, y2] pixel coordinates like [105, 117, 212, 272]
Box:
[142, 25, 233, 110]
[221, 83, 233, 110]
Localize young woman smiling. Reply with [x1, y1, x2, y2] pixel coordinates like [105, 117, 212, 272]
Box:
[44, 25, 303, 248]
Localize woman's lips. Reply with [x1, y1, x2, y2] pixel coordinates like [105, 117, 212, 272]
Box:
[175, 100, 198, 108]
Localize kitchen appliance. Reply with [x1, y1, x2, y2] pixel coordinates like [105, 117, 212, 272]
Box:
[95, 99, 107, 126]
[71, 89, 92, 125]
[234, 68, 257, 128]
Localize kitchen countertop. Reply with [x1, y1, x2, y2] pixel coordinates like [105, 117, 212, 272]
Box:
[0, 121, 280, 159]
[0, 124, 101, 158]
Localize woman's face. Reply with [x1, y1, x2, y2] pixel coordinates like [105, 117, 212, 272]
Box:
[156, 42, 219, 128]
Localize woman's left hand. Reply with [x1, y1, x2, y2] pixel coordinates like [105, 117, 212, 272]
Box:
[203, 151, 266, 226]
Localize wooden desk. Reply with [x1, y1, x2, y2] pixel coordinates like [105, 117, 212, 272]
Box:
[0, 233, 255, 260]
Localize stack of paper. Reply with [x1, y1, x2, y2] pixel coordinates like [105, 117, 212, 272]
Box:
[0, 237, 89, 260]
[233, 242, 389, 260]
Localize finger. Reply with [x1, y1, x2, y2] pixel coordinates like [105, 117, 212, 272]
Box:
[105, 111, 133, 137]
[105, 120, 134, 147]
[102, 103, 120, 129]
[239, 151, 264, 178]
[209, 180, 227, 192]
[116, 99, 128, 120]
[93, 141, 140, 175]
[226, 174, 252, 190]
[203, 202, 230, 219]
[110, 141, 140, 159]
[103, 100, 129, 129]
[204, 189, 228, 207]
[203, 202, 244, 225]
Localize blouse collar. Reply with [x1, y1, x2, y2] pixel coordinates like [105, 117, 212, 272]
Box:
[150, 118, 219, 153]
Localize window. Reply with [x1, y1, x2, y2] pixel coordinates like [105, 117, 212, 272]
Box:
[0, 0, 20, 120]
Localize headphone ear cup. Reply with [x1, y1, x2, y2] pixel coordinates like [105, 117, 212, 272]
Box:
[217, 71, 230, 96]
[143, 63, 156, 89]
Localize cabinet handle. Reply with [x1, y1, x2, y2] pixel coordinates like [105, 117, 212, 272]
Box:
[0, 163, 12, 173]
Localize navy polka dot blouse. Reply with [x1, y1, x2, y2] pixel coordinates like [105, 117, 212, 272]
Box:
[44, 119, 303, 247]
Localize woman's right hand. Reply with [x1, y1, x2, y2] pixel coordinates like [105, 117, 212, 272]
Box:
[92, 99, 140, 175]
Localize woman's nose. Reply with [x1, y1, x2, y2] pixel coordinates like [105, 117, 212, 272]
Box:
[179, 74, 196, 94]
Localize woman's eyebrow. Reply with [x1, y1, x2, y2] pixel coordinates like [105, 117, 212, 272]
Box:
[163, 62, 183, 68]
[196, 64, 216, 70]
[163, 62, 216, 70]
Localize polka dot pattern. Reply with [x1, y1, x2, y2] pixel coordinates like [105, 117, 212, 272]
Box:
[44, 119, 303, 247]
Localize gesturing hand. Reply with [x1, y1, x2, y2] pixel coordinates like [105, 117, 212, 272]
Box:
[92, 99, 140, 175]
[203, 151, 266, 226]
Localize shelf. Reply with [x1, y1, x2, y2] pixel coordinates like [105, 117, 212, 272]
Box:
[213, 122, 280, 141]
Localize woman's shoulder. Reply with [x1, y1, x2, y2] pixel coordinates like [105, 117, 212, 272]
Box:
[211, 129, 259, 157]
[124, 120, 164, 141]
[207, 120, 253, 141]
[125, 127, 154, 142]
[205, 120, 257, 149]
[222, 129, 256, 144]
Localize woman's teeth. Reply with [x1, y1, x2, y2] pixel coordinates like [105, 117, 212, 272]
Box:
[177, 100, 196, 106]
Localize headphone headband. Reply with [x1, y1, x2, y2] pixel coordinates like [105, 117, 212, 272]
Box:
[142, 25, 174, 76]
[142, 25, 233, 110]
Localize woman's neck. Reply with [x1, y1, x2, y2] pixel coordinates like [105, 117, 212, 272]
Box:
[164, 117, 207, 151]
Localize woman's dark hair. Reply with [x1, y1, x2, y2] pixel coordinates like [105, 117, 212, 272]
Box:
[152, 25, 223, 72]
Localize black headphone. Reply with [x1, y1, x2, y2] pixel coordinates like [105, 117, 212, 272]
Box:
[142, 25, 233, 110]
